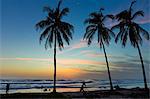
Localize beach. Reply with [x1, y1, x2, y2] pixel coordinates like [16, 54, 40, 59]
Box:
[1, 88, 149, 98]
[1, 79, 150, 93]
[0, 79, 150, 98]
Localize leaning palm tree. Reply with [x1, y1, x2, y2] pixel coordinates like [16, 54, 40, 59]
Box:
[83, 8, 115, 90]
[35, 0, 74, 92]
[111, 1, 149, 89]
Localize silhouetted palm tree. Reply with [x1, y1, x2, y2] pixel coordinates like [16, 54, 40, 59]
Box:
[35, 0, 74, 92]
[83, 8, 115, 90]
[111, 1, 149, 89]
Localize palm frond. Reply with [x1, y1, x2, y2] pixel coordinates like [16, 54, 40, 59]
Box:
[60, 8, 69, 18]
[99, 8, 104, 15]
[90, 12, 100, 19]
[62, 32, 70, 45]
[35, 19, 50, 30]
[115, 30, 124, 43]
[84, 10, 115, 47]
[59, 22, 74, 40]
[58, 26, 71, 45]
[129, 0, 136, 10]
[57, 21, 74, 47]
[129, 28, 137, 47]
[56, 31, 64, 50]
[43, 7, 55, 20]
[48, 27, 54, 48]
[115, 10, 128, 21]
[85, 25, 96, 33]
[63, 32, 71, 44]
[36, 0, 73, 51]
[97, 29, 101, 43]
[106, 28, 115, 37]
[100, 8, 104, 11]
[87, 31, 95, 45]
[44, 35, 49, 49]
[102, 15, 114, 22]
[136, 31, 143, 46]
[132, 11, 144, 20]
[102, 30, 111, 45]
[84, 27, 96, 45]
[138, 25, 149, 40]
[43, 6, 53, 13]
[112, 0, 149, 49]
[84, 25, 97, 40]
[122, 30, 128, 47]
[57, 0, 62, 10]
[111, 22, 124, 30]
[62, 22, 74, 33]
[39, 26, 52, 44]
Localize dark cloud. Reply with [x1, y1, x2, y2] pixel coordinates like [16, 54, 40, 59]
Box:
[79, 54, 150, 79]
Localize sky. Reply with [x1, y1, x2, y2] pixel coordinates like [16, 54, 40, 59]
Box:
[0, 0, 150, 80]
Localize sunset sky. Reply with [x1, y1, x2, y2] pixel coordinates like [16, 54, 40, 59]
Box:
[0, 0, 150, 80]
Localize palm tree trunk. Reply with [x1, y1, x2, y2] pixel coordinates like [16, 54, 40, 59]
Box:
[136, 42, 148, 89]
[53, 34, 57, 92]
[102, 42, 113, 90]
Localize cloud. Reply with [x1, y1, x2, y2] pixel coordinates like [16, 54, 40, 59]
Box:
[80, 50, 93, 54]
[81, 57, 148, 79]
[124, 54, 150, 64]
[80, 50, 125, 60]
[67, 40, 88, 51]
[136, 19, 150, 24]
[105, 17, 150, 28]
[85, 53, 107, 57]
[1, 57, 126, 71]
[0, 57, 106, 67]
[57, 40, 89, 55]
[56, 58, 106, 67]
[1, 52, 149, 80]
[64, 39, 102, 52]
[135, 15, 150, 24]
[106, 21, 119, 28]
[0, 57, 53, 62]
[111, 55, 150, 74]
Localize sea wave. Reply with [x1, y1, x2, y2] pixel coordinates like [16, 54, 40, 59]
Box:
[0, 79, 150, 93]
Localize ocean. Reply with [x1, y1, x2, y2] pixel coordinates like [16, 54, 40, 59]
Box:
[0, 79, 150, 94]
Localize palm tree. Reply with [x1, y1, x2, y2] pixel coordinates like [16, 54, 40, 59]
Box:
[83, 8, 115, 90]
[111, 1, 149, 89]
[35, 0, 74, 92]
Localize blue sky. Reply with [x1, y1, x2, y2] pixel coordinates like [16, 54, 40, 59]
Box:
[0, 0, 150, 80]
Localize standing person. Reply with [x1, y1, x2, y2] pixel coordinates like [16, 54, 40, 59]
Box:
[6, 83, 10, 94]
[80, 81, 86, 92]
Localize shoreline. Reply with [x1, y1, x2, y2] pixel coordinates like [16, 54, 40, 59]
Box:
[1, 88, 149, 98]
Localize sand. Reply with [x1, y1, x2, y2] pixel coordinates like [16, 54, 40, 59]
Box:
[1, 88, 149, 99]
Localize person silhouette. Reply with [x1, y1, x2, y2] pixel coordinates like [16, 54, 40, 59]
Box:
[114, 85, 120, 90]
[80, 81, 86, 92]
[6, 83, 10, 94]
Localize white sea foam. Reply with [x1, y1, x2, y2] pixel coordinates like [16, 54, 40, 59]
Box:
[0, 79, 150, 94]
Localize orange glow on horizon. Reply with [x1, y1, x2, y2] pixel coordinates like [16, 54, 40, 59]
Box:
[0, 57, 107, 79]
[0, 63, 84, 79]
[57, 68, 84, 79]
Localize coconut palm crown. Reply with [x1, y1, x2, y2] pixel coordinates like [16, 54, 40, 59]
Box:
[35, 0, 74, 92]
[83, 8, 115, 90]
[111, 0, 149, 89]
